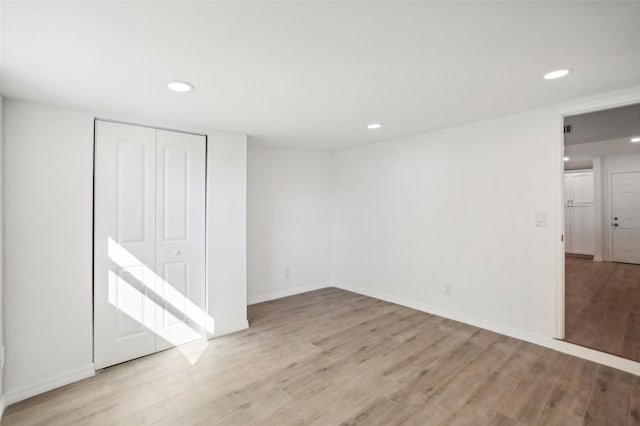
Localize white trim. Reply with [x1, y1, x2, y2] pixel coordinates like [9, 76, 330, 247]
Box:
[556, 107, 566, 339]
[565, 168, 594, 174]
[333, 281, 640, 376]
[552, 339, 640, 376]
[555, 86, 640, 341]
[4, 364, 95, 406]
[247, 281, 331, 305]
[208, 319, 249, 339]
[0, 394, 6, 420]
[555, 87, 640, 116]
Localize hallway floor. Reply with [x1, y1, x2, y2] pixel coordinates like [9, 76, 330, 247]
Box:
[565, 255, 640, 362]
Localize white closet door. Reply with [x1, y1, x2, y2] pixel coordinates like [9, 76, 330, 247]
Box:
[564, 175, 573, 204]
[571, 172, 594, 204]
[570, 205, 594, 255]
[95, 122, 207, 369]
[564, 171, 594, 255]
[154, 130, 207, 350]
[94, 121, 157, 369]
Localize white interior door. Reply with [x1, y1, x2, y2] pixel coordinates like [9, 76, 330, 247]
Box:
[154, 129, 207, 350]
[94, 121, 158, 368]
[95, 121, 206, 369]
[611, 171, 640, 264]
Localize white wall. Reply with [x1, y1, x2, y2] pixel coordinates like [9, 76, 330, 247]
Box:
[331, 108, 561, 340]
[207, 131, 248, 335]
[4, 100, 94, 403]
[247, 147, 332, 304]
[3, 99, 247, 403]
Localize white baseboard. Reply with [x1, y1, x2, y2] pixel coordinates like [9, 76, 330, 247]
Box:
[208, 319, 249, 339]
[5, 364, 95, 406]
[248, 281, 331, 305]
[552, 339, 640, 375]
[593, 256, 603, 262]
[333, 281, 640, 376]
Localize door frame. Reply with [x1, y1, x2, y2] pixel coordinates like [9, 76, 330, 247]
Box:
[554, 87, 640, 340]
[91, 118, 209, 366]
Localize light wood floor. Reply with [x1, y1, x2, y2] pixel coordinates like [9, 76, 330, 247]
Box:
[3, 287, 639, 425]
[565, 255, 640, 362]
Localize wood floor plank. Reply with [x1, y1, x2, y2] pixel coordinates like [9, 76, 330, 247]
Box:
[427, 334, 519, 414]
[2, 287, 638, 426]
[338, 397, 407, 426]
[536, 358, 600, 426]
[387, 328, 497, 407]
[440, 340, 545, 425]
[629, 375, 640, 426]
[583, 365, 634, 426]
[497, 349, 569, 423]
[395, 399, 452, 425]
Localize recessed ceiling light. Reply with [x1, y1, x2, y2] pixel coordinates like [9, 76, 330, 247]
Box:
[367, 123, 382, 130]
[563, 157, 570, 162]
[544, 69, 571, 80]
[631, 136, 640, 143]
[168, 81, 195, 92]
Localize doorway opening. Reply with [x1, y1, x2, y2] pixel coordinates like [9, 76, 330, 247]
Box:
[562, 102, 640, 362]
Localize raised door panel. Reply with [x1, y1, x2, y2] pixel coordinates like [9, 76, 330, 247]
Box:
[564, 205, 572, 253]
[154, 130, 207, 350]
[571, 172, 594, 204]
[94, 121, 157, 369]
[570, 205, 594, 255]
[564, 174, 573, 204]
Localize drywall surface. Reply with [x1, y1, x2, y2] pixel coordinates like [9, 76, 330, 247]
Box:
[331, 108, 561, 340]
[206, 130, 248, 334]
[3, 99, 248, 403]
[247, 147, 332, 303]
[4, 100, 94, 402]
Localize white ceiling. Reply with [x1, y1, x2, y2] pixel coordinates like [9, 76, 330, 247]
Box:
[2, 1, 639, 151]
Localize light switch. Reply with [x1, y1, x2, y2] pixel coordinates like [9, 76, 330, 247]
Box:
[536, 211, 547, 227]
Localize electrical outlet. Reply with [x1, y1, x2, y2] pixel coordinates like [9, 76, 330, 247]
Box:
[443, 283, 452, 295]
[284, 267, 291, 279]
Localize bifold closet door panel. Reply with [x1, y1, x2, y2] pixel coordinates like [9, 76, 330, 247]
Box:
[94, 121, 158, 369]
[154, 129, 207, 350]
